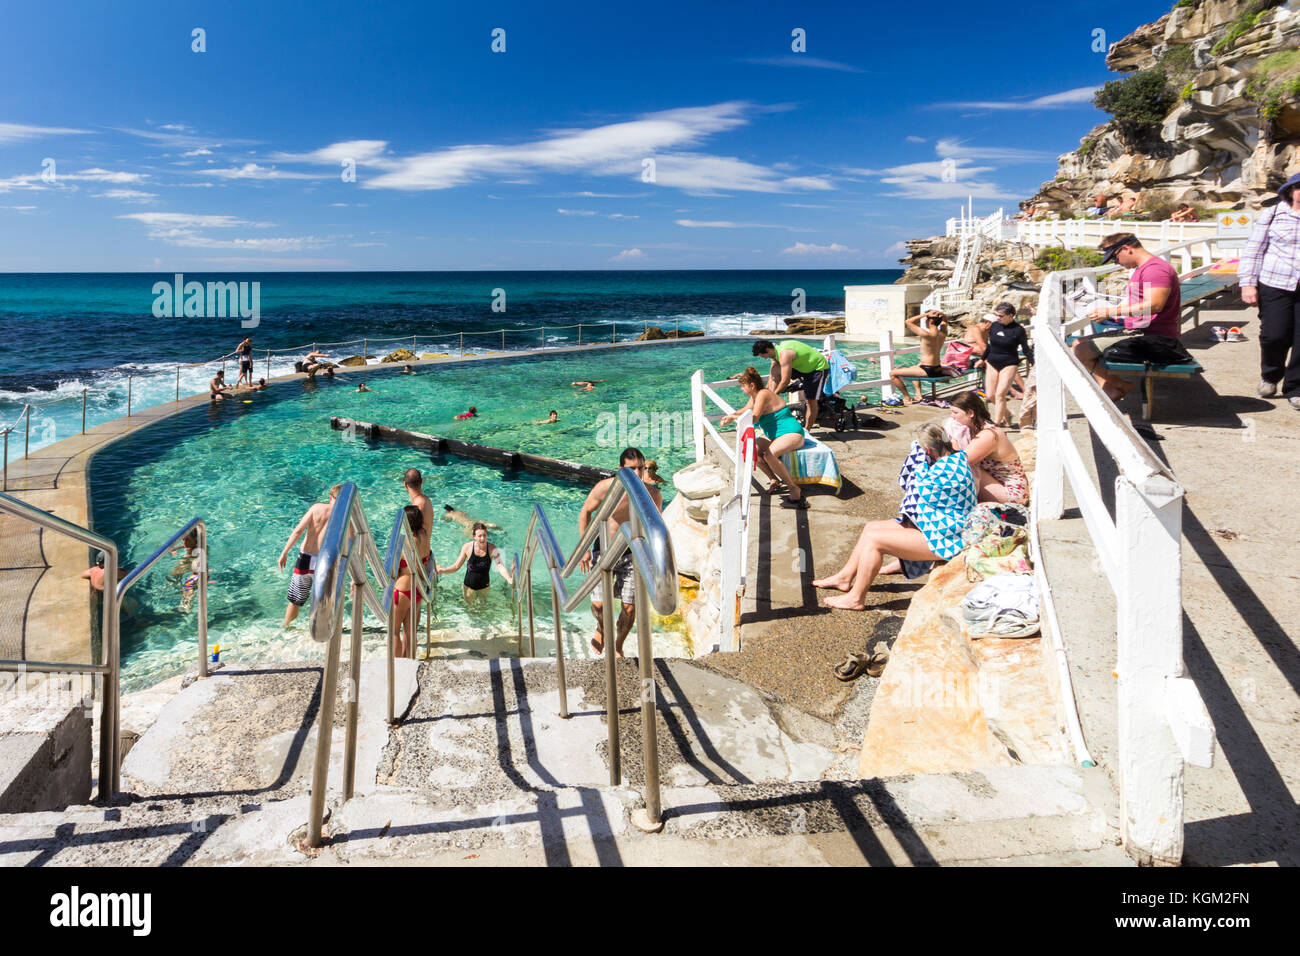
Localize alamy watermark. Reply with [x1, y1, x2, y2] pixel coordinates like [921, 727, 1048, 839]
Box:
[594, 403, 691, 450]
[152, 274, 260, 328]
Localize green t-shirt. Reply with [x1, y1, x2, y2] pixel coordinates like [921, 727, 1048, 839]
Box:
[778, 339, 829, 373]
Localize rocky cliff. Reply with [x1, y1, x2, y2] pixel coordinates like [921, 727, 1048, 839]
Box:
[1028, 0, 1300, 215]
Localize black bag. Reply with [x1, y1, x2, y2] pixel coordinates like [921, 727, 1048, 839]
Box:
[294, 361, 305, 373]
[1101, 334, 1194, 367]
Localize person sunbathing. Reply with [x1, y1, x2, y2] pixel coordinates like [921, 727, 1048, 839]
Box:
[888, 311, 956, 405]
[813, 422, 976, 609]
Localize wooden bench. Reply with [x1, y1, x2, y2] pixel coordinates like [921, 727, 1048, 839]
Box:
[1097, 359, 1204, 421]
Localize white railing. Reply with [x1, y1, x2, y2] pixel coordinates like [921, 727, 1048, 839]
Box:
[715, 409, 754, 652]
[1009, 218, 1220, 250]
[944, 208, 1012, 240]
[1031, 236, 1233, 865]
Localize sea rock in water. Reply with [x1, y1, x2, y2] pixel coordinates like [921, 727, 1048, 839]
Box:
[382, 348, 417, 363]
[338, 355, 369, 367]
[634, 327, 706, 341]
[784, 315, 845, 335]
[419, 352, 450, 359]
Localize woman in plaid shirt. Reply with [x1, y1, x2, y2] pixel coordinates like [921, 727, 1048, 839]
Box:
[1240, 171, 1300, 409]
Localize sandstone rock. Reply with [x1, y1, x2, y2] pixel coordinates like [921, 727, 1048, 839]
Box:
[661, 495, 711, 579]
[634, 327, 706, 341]
[672, 461, 728, 500]
[784, 315, 845, 335]
[419, 352, 450, 359]
[381, 348, 416, 363]
[338, 355, 370, 367]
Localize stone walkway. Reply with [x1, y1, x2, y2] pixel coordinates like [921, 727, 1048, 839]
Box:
[1038, 305, 1300, 866]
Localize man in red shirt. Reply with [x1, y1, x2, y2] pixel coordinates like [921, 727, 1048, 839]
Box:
[1071, 232, 1182, 400]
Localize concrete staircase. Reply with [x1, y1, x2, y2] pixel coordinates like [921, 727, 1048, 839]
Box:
[0, 657, 1128, 866]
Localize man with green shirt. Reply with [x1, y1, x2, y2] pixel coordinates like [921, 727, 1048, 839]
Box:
[752, 338, 830, 430]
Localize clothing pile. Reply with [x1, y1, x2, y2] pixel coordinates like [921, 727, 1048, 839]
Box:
[955, 502, 1040, 638]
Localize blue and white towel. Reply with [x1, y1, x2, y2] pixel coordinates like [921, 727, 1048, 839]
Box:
[824, 349, 858, 397]
[895, 443, 977, 577]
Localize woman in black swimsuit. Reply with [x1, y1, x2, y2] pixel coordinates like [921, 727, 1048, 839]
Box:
[436, 521, 513, 607]
[982, 302, 1034, 428]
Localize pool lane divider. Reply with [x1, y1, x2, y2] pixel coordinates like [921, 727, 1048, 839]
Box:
[329, 417, 614, 485]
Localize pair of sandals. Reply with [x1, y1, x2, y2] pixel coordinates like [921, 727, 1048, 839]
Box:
[833, 642, 890, 682]
[764, 481, 809, 510]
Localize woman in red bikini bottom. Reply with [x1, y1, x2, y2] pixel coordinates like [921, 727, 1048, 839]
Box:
[392, 504, 431, 658]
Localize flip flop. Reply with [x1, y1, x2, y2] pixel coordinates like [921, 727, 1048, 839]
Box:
[780, 497, 809, 510]
[833, 653, 872, 682]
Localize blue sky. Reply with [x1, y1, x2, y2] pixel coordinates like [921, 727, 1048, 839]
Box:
[0, 0, 1176, 271]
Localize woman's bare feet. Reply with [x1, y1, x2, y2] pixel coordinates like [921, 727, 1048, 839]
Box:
[591, 635, 603, 655]
[824, 592, 868, 611]
[879, 559, 902, 575]
[811, 575, 851, 591]
[765, 480, 782, 495]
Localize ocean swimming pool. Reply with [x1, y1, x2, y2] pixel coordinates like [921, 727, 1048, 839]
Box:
[88, 338, 913, 689]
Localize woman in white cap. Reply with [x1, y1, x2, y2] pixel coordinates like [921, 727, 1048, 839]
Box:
[1239, 171, 1300, 410]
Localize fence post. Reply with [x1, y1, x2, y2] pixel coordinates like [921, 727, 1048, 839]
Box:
[501, 329, 506, 351]
[176, 366, 180, 402]
[413, 334, 417, 352]
[578, 324, 583, 346]
[611, 322, 616, 344]
[1033, 277, 1066, 520]
[127, 376, 132, 418]
[878, 330, 894, 403]
[82, 389, 87, 434]
[24, 408, 30, 459]
[459, 332, 464, 356]
[3, 431, 7, 489]
[541, 326, 546, 349]
[1115, 475, 1186, 865]
[363, 337, 367, 362]
[691, 369, 705, 461]
[266, 350, 271, 380]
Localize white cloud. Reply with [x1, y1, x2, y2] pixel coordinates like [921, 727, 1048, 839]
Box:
[936, 86, 1100, 111]
[117, 210, 316, 250]
[780, 242, 858, 256]
[557, 208, 597, 216]
[119, 212, 264, 229]
[285, 104, 829, 195]
[613, 248, 645, 260]
[95, 189, 156, 202]
[68, 168, 149, 183]
[743, 56, 864, 73]
[675, 219, 812, 230]
[272, 139, 389, 165]
[0, 122, 88, 145]
[195, 163, 320, 181]
[182, 147, 214, 157]
[905, 135, 927, 143]
[935, 138, 1053, 163]
[0, 205, 38, 212]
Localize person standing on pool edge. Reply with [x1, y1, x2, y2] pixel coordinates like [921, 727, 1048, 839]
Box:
[277, 484, 340, 627]
[752, 338, 829, 430]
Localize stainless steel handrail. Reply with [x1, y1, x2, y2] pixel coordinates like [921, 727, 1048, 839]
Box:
[511, 465, 675, 833]
[0, 489, 120, 801]
[117, 517, 211, 679]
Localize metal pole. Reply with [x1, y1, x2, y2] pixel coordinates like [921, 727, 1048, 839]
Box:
[176, 366, 180, 403]
[265, 350, 271, 380]
[501, 329, 506, 351]
[631, 511, 662, 832]
[612, 322, 617, 344]
[578, 324, 583, 346]
[82, 389, 87, 434]
[412, 334, 417, 351]
[308, 620, 343, 848]
[101, 545, 120, 801]
[601, 528, 620, 785]
[3, 431, 8, 491]
[541, 326, 546, 350]
[197, 525, 209, 679]
[24, 407, 30, 459]
[459, 332, 464, 356]
[387, 591, 397, 724]
[344, 570, 364, 800]
[127, 376, 132, 418]
[525, 568, 536, 657]
[363, 338, 367, 362]
[551, 579, 569, 718]
[408, 568, 417, 660]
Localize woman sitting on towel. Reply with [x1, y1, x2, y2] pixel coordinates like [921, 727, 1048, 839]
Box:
[721, 366, 806, 509]
[947, 391, 1030, 506]
[814, 422, 975, 610]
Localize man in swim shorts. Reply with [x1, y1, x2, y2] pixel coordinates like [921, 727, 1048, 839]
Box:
[236, 336, 254, 388]
[404, 468, 435, 576]
[277, 484, 340, 626]
[888, 310, 957, 405]
[577, 447, 663, 658]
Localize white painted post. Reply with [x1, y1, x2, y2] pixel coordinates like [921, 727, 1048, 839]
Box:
[1033, 277, 1066, 520]
[822, 332, 836, 352]
[690, 369, 706, 462]
[1114, 474, 1187, 865]
[717, 495, 742, 653]
[878, 329, 895, 402]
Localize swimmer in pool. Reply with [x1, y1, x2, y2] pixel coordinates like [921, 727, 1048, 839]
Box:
[533, 410, 559, 425]
[571, 380, 605, 392]
[356, 381, 376, 393]
[402, 364, 415, 375]
[436, 522, 513, 609]
[442, 504, 500, 534]
[454, 406, 477, 420]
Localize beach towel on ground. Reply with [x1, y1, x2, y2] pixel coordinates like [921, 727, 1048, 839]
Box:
[782, 431, 842, 491]
[825, 349, 858, 396]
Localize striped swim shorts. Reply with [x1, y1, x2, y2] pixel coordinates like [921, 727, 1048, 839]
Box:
[287, 551, 317, 606]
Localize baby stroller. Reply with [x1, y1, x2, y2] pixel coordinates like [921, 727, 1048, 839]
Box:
[787, 376, 859, 432]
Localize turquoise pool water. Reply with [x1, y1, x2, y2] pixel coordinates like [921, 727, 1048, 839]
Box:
[89, 339, 911, 689]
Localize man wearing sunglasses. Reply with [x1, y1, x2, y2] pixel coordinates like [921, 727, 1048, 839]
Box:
[1070, 232, 1182, 401]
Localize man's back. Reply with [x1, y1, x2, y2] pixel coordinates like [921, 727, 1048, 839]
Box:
[301, 501, 333, 553]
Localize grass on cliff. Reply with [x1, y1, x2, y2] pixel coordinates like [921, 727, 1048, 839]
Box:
[1211, 0, 1286, 56]
[1034, 247, 1106, 272]
[1248, 50, 1300, 121]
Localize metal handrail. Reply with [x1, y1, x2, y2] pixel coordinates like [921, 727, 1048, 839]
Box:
[306, 481, 394, 848]
[511, 466, 676, 833]
[0, 489, 121, 801]
[117, 518, 211, 680]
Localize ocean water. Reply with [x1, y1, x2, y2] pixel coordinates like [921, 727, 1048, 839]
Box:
[1, 269, 900, 462]
[87, 339, 915, 690]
